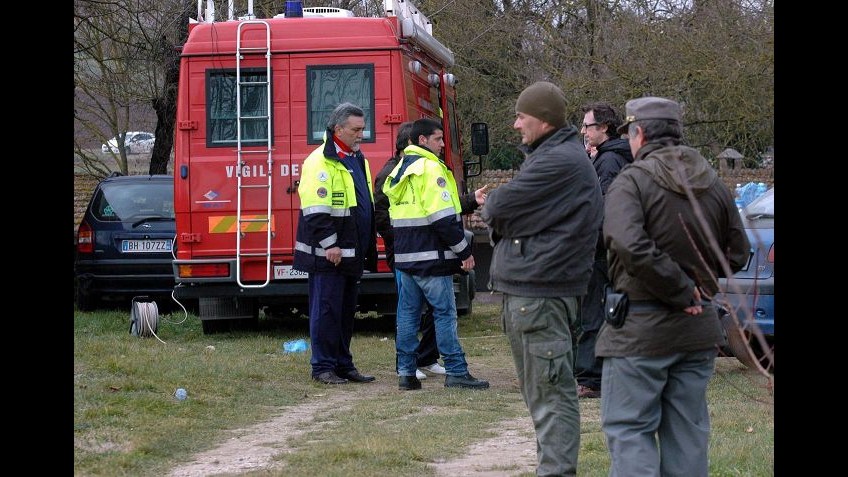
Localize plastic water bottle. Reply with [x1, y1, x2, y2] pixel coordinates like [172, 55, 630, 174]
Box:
[739, 182, 757, 207]
[734, 183, 744, 210]
[755, 182, 767, 199]
[175, 388, 188, 401]
[283, 339, 309, 353]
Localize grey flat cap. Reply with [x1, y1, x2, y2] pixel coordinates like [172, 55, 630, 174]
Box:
[617, 96, 682, 134]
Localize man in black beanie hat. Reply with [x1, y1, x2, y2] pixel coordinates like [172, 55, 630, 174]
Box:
[481, 81, 603, 476]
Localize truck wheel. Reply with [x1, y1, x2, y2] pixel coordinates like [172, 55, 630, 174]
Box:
[198, 297, 258, 334]
[456, 270, 475, 316]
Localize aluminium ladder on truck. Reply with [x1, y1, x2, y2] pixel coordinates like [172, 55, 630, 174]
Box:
[234, 20, 273, 288]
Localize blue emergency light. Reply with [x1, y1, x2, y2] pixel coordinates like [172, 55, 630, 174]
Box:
[285, 0, 303, 18]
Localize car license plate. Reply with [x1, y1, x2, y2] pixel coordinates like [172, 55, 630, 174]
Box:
[274, 265, 308, 279]
[121, 239, 173, 253]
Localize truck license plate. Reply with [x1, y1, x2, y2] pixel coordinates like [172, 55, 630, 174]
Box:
[274, 265, 308, 279]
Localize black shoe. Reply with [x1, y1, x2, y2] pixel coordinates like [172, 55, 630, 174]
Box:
[398, 375, 422, 390]
[338, 370, 375, 383]
[445, 373, 490, 389]
[578, 384, 601, 399]
[312, 371, 348, 384]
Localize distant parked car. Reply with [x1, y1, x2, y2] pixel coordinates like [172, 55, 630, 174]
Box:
[717, 186, 774, 373]
[101, 131, 156, 154]
[74, 173, 176, 311]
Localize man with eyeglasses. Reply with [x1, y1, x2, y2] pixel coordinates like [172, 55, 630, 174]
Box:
[574, 102, 634, 400]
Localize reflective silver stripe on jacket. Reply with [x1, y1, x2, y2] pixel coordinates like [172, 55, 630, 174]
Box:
[302, 205, 331, 216]
[428, 207, 459, 223]
[319, 234, 337, 249]
[391, 208, 460, 228]
[449, 238, 470, 254]
[295, 241, 356, 257]
[391, 216, 429, 227]
[302, 205, 351, 217]
[394, 250, 458, 263]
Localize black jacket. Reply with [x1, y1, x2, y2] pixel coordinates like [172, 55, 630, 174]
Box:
[594, 137, 633, 195]
[592, 137, 634, 258]
[481, 126, 603, 297]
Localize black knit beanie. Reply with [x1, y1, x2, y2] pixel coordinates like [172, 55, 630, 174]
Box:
[515, 81, 567, 128]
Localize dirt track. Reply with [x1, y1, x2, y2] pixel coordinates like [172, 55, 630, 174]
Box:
[166, 362, 543, 477]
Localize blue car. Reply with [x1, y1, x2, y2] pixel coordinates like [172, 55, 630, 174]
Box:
[718, 186, 774, 373]
[74, 173, 176, 311]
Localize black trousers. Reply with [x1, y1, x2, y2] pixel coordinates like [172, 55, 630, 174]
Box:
[416, 304, 439, 366]
[574, 258, 607, 389]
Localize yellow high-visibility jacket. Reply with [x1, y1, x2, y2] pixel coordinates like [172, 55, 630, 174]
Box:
[383, 144, 470, 276]
[293, 134, 376, 275]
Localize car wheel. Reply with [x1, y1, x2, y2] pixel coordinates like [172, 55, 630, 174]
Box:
[748, 336, 774, 374]
[75, 287, 99, 311]
[719, 307, 773, 374]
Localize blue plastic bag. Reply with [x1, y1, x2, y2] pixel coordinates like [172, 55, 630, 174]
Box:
[283, 339, 309, 353]
[739, 182, 759, 207]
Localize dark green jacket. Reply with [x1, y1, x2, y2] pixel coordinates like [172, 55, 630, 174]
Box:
[596, 142, 750, 357]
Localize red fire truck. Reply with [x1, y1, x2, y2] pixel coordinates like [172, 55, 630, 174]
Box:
[172, 0, 486, 333]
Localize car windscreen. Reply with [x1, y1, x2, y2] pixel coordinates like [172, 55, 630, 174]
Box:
[92, 181, 174, 222]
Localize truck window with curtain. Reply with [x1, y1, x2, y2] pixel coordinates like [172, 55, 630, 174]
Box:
[306, 64, 374, 144]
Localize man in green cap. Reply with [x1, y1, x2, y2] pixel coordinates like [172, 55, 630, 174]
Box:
[481, 81, 603, 476]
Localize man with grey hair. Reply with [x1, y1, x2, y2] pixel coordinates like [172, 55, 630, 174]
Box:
[293, 102, 377, 385]
[598, 96, 750, 476]
[481, 81, 603, 476]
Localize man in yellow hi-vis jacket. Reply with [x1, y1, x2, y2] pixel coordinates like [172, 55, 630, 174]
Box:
[293, 102, 377, 385]
[383, 118, 489, 391]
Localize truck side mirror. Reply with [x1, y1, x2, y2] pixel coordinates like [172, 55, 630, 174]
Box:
[471, 122, 489, 156]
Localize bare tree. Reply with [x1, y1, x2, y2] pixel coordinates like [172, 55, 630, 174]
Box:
[74, 0, 773, 172]
[422, 0, 773, 168]
[74, 0, 154, 176]
[74, 0, 194, 177]
[136, 1, 195, 174]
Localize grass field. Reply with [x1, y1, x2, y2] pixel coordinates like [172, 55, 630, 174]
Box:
[74, 298, 774, 476]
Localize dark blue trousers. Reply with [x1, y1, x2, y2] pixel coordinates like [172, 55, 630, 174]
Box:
[308, 271, 359, 377]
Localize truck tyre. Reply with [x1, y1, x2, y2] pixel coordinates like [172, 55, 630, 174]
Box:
[456, 270, 475, 317]
[199, 297, 258, 335]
